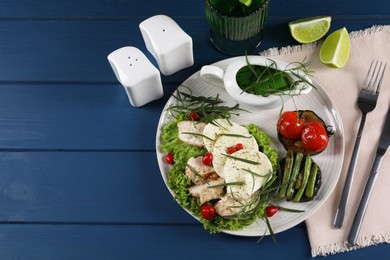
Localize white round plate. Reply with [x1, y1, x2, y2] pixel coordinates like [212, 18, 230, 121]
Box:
[156, 57, 345, 236]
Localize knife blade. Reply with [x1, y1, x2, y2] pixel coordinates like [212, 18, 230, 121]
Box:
[347, 104, 390, 246]
[377, 105, 390, 151]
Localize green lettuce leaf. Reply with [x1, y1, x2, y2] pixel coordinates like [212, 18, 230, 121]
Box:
[159, 116, 279, 233]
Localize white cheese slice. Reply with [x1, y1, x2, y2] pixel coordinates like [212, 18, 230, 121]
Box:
[223, 149, 273, 200]
[212, 135, 258, 177]
[202, 119, 249, 152]
[177, 121, 206, 147]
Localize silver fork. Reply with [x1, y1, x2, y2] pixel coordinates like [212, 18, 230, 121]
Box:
[334, 60, 387, 229]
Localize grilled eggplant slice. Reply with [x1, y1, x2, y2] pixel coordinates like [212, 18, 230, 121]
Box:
[277, 110, 333, 155]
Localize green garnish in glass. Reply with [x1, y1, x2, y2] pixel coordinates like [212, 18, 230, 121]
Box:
[209, 0, 265, 16]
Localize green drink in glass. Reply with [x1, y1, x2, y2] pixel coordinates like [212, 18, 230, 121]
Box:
[205, 0, 269, 56]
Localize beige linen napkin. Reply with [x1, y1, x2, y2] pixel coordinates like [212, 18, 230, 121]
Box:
[260, 25, 390, 256]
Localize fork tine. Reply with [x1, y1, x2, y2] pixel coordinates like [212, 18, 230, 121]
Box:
[367, 60, 379, 93]
[376, 62, 387, 94]
[362, 60, 374, 90]
[371, 61, 384, 93]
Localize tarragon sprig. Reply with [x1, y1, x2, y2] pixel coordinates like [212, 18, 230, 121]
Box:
[169, 86, 247, 123]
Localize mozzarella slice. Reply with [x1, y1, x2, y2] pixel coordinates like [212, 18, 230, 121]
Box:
[202, 119, 249, 152]
[223, 149, 273, 200]
[177, 121, 206, 147]
[212, 135, 258, 177]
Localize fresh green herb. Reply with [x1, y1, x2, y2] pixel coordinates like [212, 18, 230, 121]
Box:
[181, 132, 215, 141]
[265, 216, 277, 243]
[209, 0, 266, 16]
[211, 118, 233, 129]
[274, 204, 305, 213]
[236, 57, 315, 97]
[222, 153, 260, 165]
[207, 181, 245, 188]
[169, 86, 246, 123]
[186, 163, 208, 184]
[220, 133, 252, 138]
[242, 168, 270, 177]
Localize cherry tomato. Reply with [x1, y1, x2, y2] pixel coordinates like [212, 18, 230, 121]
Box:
[165, 153, 174, 165]
[235, 143, 244, 151]
[277, 111, 305, 139]
[301, 122, 329, 153]
[202, 152, 213, 166]
[189, 112, 200, 121]
[227, 146, 237, 154]
[200, 204, 216, 220]
[266, 205, 280, 217]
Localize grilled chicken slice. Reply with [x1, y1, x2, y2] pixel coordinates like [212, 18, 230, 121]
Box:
[188, 178, 225, 205]
[177, 121, 206, 147]
[214, 195, 246, 218]
[185, 156, 218, 185]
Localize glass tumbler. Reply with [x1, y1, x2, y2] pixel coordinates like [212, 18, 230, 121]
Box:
[205, 0, 269, 56]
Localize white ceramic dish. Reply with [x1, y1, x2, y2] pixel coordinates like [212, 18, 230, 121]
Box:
[156, 56, 345, 236]
[200, 56, 312, 109]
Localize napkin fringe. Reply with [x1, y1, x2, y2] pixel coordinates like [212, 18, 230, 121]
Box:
[349, 24, 390, 39]
[259, 42, 320, 57]
[259, 25, 390, 57]
[311, 232, 390, 257]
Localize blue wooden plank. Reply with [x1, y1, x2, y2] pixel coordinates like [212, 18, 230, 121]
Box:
[0, 83, 176, 150]
[0, 151, 195, 224]
[0, 19, 202, 83]
[0, 0, 205, 19]
[0, 224, 388, 260]
[0, 21, 388, 150]
[1, 0, 389, 18]
[0, 224, 309, 259]
[0, 19, 389, 83]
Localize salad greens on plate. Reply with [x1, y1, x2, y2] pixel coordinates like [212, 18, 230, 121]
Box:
[156, 57, 344, 239]
[159, 88, 302, 237]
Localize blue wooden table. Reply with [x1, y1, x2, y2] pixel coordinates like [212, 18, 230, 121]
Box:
[0, 0, 389, 259]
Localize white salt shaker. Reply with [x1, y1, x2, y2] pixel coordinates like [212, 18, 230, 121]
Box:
[139, 15, 194, 76]
[107, 46, 163, 107]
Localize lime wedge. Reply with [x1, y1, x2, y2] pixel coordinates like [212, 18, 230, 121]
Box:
[239, 0, 252, 7]
[289, 16, 332, 43]
[319, 27, 350, 68]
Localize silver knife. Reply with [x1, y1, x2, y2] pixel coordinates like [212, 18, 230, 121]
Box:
[347, 104, 390, 246]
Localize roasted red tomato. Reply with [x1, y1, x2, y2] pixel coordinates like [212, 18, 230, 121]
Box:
[277, 111, 304, 139]
[200, 204, 215, 220]
[301, 122, 329, 153]
[277, 110, 332, 155]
